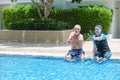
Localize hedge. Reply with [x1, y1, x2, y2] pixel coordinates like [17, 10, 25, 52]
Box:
[2, 4, 113, 34]
[50, 5, 113, 34]
[9, 19, 70, 30]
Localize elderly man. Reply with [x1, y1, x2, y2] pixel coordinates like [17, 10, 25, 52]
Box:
[65, 24, 85, 61]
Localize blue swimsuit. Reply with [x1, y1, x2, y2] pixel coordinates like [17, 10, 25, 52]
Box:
[93, 33, 112, 59]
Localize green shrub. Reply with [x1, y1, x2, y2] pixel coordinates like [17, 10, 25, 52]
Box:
[83, 30, 93, 41]
[2, 5, 25, 29]
[23, 4, 39, 19]
[9, 19, 70, 30]
[2, 4, 42, 29]
[2, 5, 112, 34]
[50, 5, 113, 34]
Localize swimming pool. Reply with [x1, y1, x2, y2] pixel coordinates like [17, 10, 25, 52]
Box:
[0, 54, 120, 80]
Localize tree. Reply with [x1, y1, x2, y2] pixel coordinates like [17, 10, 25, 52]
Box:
[31, 0, 82, 20]
[31, 0, 54, 20]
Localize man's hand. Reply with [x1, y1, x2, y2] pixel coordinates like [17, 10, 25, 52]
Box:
[67, 39, 72, 43]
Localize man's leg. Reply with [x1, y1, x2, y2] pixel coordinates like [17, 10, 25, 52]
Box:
[65, 54, 72, 60]
[65, 49, 75, 61]
[78, 54, 85, 61]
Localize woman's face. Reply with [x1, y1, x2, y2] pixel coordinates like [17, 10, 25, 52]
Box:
[95, 28, 101, 35]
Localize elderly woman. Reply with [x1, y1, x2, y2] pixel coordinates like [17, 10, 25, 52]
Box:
[92, 25, 112, 63]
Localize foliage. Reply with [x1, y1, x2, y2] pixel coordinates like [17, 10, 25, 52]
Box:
[11, 0, 17, 2]
[71, 0, 82, 3]
[83, 30, 93, 41]
[50, 5, 113, 34]
[9, 19, 70, 30]
[31, 0, 54, 19]
[2, 5, 25, 29]
[2, 5, 113, 41]
[2, 5, 112, 34]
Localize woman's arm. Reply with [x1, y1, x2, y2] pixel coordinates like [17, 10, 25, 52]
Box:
[93, 34, 106, 41]
[93, 37, 102, 41]
[93, 44, 97, 53]
[93, 44, 97, 58]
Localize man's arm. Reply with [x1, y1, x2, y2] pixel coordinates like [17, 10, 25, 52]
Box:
[77, 34, 84, 47]
[78, 34, 84, 41]
[67, 32, 73, 43]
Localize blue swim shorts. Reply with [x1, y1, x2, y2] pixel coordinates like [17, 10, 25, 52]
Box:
[67, 49, 85, 57]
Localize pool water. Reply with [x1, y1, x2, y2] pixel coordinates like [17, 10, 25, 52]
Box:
[0, 55, 120, 80]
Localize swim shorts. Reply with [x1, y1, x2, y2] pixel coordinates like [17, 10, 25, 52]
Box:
[67, 49, 85, 57]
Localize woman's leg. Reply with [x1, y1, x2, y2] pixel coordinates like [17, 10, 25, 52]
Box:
[104, 51, 112, 59]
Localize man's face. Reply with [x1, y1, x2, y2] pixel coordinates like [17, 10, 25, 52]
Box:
[74, 27, 80, 35]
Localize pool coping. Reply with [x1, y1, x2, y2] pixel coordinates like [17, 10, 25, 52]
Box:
[0, 51, 120, 59]
[0, 39, 120, 59]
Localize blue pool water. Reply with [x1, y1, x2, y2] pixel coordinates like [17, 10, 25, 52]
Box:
[0, 54, 120, 80]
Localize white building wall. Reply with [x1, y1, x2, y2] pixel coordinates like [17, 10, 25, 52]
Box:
[0, 0, 11, 5]
[0, 0, 10, 2]
[113, 1, 120, 38]
[118, 2, 120, 38]
[17, 0, 31, 2]
[65, 0, 113, 9]
[0, 7, 2, 29]
[54, 0, 67, 9]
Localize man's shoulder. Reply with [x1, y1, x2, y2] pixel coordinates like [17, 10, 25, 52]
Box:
[79, 33, 83, 37]
[69, 32, 74, 36]
[70, 32, 74, 34]
[80, 33, 83, 36]
[79, 34, 84, 39]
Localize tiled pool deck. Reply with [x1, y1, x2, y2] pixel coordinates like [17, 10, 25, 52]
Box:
[0, 39, 120, 59]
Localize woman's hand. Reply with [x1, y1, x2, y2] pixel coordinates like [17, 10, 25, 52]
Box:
[93, 37, 102, 41]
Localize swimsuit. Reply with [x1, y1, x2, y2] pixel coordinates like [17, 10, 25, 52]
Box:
[67, 49, 85, 57]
